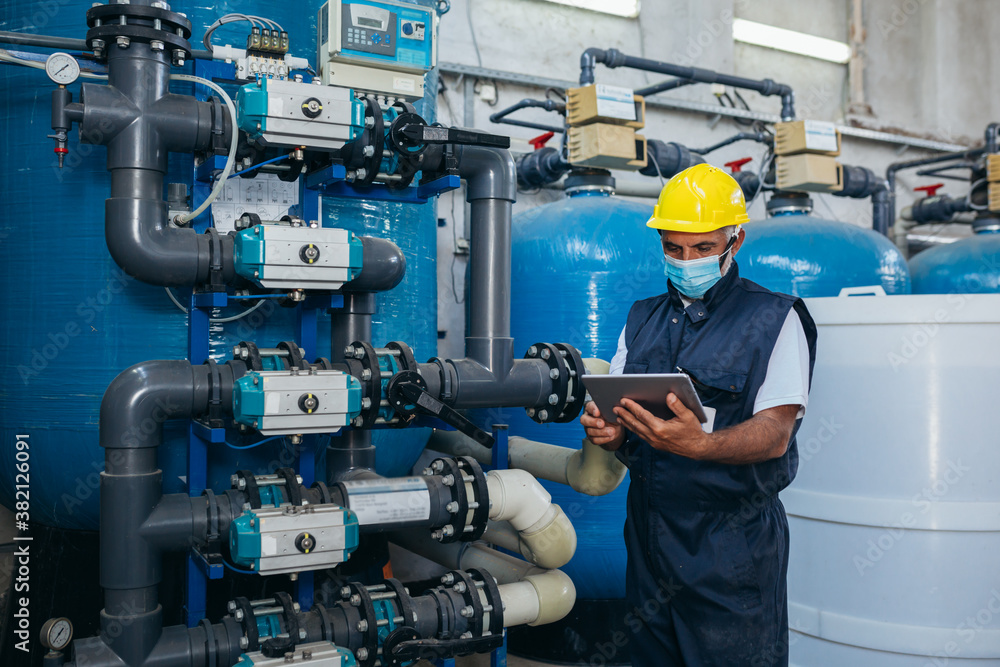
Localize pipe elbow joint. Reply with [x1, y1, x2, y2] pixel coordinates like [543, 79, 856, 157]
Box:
[100, 361, 210, 451]
[487, 469, 551, 530]
[344, 237, 406, 292]
[456, 144, 518, 202]
[566, 438, 627, 496]
[515, 504, 577, 569]
[523, 570, 576, 626]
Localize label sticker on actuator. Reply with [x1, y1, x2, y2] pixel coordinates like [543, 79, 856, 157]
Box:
[595, 84, 637, 121]
[342, 477, 431, 524]
[803, 120, 838, 152]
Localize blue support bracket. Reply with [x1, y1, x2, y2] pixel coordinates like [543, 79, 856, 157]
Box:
[491, 424, 509, 471]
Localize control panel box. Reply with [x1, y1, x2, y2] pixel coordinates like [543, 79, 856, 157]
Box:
[318, 0, 437, 100]
[774, 120, 841, 156]
[568, 123, 648, 170]
[566, 85, 645, 129]
[776, 154, 844, 193]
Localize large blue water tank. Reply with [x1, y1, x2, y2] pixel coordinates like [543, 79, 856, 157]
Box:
[909, 229, 1000, 293]
[508, 187, 663, 599]
[0, 0, 436, 529]
[740, 208, 912, 297]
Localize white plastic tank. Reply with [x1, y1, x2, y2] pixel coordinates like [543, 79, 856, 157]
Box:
[783, 293, 1000, 666]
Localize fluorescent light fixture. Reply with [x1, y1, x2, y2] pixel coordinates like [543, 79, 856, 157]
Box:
[733, 18, 852, 64]
[540, 0, 640, 19]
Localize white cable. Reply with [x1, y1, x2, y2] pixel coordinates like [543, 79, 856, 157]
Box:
[170, 73, 238, 224]
[164, 287, 268, 323]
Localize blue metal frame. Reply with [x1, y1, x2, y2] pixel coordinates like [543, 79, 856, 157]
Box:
[490, 424, 510, 667]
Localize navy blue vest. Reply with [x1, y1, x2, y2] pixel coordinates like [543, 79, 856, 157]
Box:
[619, 262, 817, 511]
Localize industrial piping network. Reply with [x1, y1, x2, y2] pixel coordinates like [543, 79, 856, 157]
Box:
[0, 2, 631, 665]
[491, 47, 895, 237]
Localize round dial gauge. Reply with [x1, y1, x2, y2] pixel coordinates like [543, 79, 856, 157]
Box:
[40, 617, 73, 651]
[45, 52, 80, 85]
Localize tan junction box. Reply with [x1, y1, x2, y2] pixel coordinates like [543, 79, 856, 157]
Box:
[774, 120, 841, 156]
[566, 85, 645, 129]
[987, 154, 1000, 182]
[776, 154, 844, 192]
[988, 182, 1000, 212]
[567, 123, 647, 170]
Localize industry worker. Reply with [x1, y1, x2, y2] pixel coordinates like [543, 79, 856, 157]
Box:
[581, 164, 817, 666]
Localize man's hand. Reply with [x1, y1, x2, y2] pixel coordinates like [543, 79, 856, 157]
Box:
[613, 393, 710, 459]
[581, 400, 626, 450]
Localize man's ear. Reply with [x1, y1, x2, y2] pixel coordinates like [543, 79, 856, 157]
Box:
[731, 227, 746, 257]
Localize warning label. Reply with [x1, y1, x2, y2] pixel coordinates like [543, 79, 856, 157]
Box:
[342, 477, 431, 525]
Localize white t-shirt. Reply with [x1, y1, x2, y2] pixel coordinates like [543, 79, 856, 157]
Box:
[607, 309, 810, 420]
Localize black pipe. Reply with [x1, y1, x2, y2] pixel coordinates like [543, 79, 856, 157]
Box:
[515, 147, 571, 188]
[985, 123, 1000, 154]
[489, 98, 565, 134]
[639, 140, 704, 179]
[67, 573, 488, 667]
[99, 359, 242, 666]
[689, 130, 770, 156]
[579, 47, 796, 120]
[905, 194, 973, 224]
[885, 147, 985, 237]
[634, 78, 697, 97]
[0, 30, 88, 51]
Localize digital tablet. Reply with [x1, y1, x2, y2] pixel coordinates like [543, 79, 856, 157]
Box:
[582, 373, 708, 425]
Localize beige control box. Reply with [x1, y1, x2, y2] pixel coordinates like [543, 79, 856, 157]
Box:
[775, 120, 841, 156]
[987, 154, 1000, 182]
[566, 84, 645, 128]
[567, 123, 647, 170]
[776, 154, 844, 192]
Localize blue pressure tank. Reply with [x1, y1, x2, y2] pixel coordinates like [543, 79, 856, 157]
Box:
[508, 180, 663, 599]
[909, 224, 1000, 293]
[0, 0, 437, 529]
[739, 193, 912, 297]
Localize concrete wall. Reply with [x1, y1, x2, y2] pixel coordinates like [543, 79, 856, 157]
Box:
[433, 0, 998, 358]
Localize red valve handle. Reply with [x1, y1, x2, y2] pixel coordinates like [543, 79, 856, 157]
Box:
[528, 131, 555, 150]
[725, 157, 753, 173]
[914, 183, 945, 197]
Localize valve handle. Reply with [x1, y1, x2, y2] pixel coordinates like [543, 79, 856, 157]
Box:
[399, 123, 511, 150]
[383, 630, 504, 664]
[725, 157, 753, 173]
[914, 183, 945, 197]
[386, 371, 495, 448]
[528, 131, 555, 150]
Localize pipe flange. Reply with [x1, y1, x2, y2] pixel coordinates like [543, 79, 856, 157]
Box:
[234, 341, 264, 371]
[524, 342, 570, 424]
[349, 341, 382, 427]
[199, 618, 218, 667]
[427, 457, 467, 543]
[86, 3, 193, 61]
[275, 468, 303, 506]
[346, 582, 379, 667]
[384, 578, 415, 629]
[467, 567, 504, 636]
[277, 340, 306, 370]
[449, 569, 485, 637]
[312, 481, 333, 504]
[385, 341, 418, 373]
[313, 357, 335, 371]
[235, 470, 262, 509]
[456, 457, 489, 542]
[553, 342, 587, 423]
[231, 596, 260, 651]
[358, 98, 384, 188]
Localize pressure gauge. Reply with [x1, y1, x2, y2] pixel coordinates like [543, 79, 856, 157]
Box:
[40, 617, 73, 651]
[45, 52, 80, 86]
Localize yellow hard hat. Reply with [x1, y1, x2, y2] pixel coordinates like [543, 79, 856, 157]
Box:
[646, 163, 750, 233]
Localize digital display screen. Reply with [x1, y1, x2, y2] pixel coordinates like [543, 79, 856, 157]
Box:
[356, 16, 382, 28]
